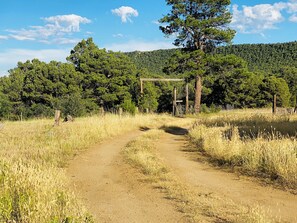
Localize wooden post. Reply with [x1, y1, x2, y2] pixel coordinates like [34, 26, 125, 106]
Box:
[54, 110, 61, 126]
[173, 87, 177, 116]
[194, 75, 202, 113]
[145, 108, 149, 114]
[185, 83, 189, 114]
[273, 94, 277, 114]
[99, 107, 105, 116]
[294, 95, 297, 113]
[140, 80, 143, 94]
[20, 112, 23, 122]
[119, 108, 123, 117]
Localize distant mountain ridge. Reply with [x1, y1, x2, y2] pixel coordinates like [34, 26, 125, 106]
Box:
[126, 41, 297, 75]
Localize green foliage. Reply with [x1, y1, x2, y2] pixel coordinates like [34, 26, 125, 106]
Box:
[121, 98, 136, 115]
[274, 66, 297, 106]
[260, 76, 291, 107]
[0, 38, 139, 119]
[200, 103, 221, 114]
[159, 0, 235, 51]
[163, 50, 206, 79]
[67, 38, 138, 109]
[159, 0, 235, 113]
[126, 49, 178, 75]
[217, 42, 297, 73]
[138, 82, 159, 112]
[203, 54, 263, 108]
[53, 94, 95, 117]
[30, 103, 54, 118]
[1, 36, 297, 120]
[0, 92, 12, 119]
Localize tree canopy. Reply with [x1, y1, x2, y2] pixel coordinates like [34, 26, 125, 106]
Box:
[159, 0, 236, 113]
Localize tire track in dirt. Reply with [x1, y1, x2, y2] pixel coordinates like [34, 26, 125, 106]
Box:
[157, 127, 297, 223]
[67, 130, 187, 223]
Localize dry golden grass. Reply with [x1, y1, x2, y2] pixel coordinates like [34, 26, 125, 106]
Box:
[123, 127, 271, 223]
[0, 114, 175, 223]
[189, 110, 297, 190]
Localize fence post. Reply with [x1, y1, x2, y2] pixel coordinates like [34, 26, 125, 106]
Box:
[172, 87, 177, 116]
[185, 83, 189, 114]
[294, 95, 297, 113]
[54, 110, 61, 126]
[273, 94, 277, 114]
[99, 107, 105, 116]
[119, 107, 123, 117]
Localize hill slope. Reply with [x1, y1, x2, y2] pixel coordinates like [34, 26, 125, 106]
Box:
[126, 42, 297, 75]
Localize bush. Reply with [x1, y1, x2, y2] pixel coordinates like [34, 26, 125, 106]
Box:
[0, 93, 12, 119]
[121, 99, 136, 115]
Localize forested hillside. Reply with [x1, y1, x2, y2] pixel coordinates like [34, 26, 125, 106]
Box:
[126, 42, 297, 75]
[126, 49, 178, 75]
[217, 42, 297, 72]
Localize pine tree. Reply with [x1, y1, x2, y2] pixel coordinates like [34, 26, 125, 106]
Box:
[159, 0, 235, 113]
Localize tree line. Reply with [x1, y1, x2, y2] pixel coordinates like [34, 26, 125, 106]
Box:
[0, 37, 293, 120]
[126, 42, 297, 77]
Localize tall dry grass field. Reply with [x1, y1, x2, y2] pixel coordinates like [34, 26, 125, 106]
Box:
[0, 114, 175, 223]
[189, 110, 297, 190]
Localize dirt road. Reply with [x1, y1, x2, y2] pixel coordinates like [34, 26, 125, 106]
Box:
[157, 127, 297, 223]
[67, 131, 188, 223]
[67, 127, 297, 223]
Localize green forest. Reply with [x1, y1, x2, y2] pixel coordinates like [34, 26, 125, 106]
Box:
[126, 42, 297, 75]
[0, 38, 297, 120]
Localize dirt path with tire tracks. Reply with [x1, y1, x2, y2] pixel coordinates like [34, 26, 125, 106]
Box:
[67, 130, 188, 223]
[67, 127, 297, 223]
[157, 127, 297, 223]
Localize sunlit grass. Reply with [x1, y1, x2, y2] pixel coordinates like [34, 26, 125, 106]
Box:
[189, 110, 297, 189]
[0, 114, 175, 222]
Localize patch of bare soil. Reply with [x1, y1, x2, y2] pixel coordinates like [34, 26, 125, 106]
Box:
[157, 127, 297, 223]
[67, 131, 188, 223]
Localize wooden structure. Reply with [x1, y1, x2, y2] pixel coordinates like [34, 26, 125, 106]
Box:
[295, 95, 297, 113]
[54, 110, 61, 126]
[273, 94, 277, 114]
[140, 78, 188, 115]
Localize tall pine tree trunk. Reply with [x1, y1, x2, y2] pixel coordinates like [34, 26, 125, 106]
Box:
[194, 75, 202, 113]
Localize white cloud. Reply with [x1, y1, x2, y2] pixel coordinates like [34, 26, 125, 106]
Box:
[231, 4, 284, 33]
[6, 14, 91, 44]
[105, 40, 175, 52]
[289, 14, 297, 22]
[231, 1, 297, 33]
[113, 33, 124, 38]
[112, 6, 139, 23]
[43, 14, 91, 32]
[9, 34, 35, 41]
[0, 48, 70, 76]
[0, 35, 8, 40]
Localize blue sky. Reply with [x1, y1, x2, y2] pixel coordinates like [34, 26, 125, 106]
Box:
[1, 0, 297, 75]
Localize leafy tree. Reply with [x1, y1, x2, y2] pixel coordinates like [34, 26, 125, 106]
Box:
[53, 94, 88, 117]
[67, 38, 138, 109]
[204, 54, 263, 108]
[274, 66, 297, 106]
[260, 76, 291, 107]
[0, 92, 12, 119]
[121, 98, 137, 115]
[138, 82, 159, 112]
[159, 0, 235, 113]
